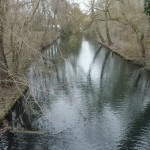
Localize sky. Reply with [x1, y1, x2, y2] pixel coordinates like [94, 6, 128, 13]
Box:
[74, 0, 89, 11]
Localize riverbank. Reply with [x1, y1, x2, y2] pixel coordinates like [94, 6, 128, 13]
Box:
[2, 37, 150, 149]
[0, 85, 28, 123]
[98, 41, 148, 69]
[0, 32, 60, 124]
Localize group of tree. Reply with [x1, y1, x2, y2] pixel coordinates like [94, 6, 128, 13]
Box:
[2, 0, 149, 87]
[0, 0, 84, 86]
[85, 0, 150, 62]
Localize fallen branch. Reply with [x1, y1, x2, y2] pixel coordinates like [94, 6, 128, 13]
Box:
[10, 130, 45, 135]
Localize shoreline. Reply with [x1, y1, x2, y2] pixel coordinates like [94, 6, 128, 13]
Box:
[0, 34, 60, 124]
[1, 36, 147, 124]
[0, 85, 28, 123]
[98, 41, 146, 68]
[41, 34, 60, 51]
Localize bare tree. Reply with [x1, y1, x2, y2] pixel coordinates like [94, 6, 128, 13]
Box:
[0, 0, 9, 83]
[86, 0, 148, 60]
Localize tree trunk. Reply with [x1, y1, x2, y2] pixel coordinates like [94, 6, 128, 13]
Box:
[0, 0, 8, 84]
[105, 12, 113, 45]
[131, 23, 146, 58]
[138, 33, 145, 58]
[95, 22, 104, 43]
[12, 52, 19, 75]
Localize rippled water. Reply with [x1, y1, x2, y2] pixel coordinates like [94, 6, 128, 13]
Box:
[1, 36, 150, 150]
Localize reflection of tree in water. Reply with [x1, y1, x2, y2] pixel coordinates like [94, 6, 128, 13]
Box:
[98, 51, 143, 107]
[5, 38, 150, 150]
[85, 46, 104, 114]
[77, 47, 150, 120]
[73, 46, 110, 119]
[99, 49, 110, 90]
[88, 45, 103, 76]
[84, 32, 97, 43]
[117, 74, 150, 150]
[59, 34, 82, 54]
[88, 50, 150, 149]
[0, 133, 15, 150]
[118, 101, 150, 149]
[74, 45, 150, 149]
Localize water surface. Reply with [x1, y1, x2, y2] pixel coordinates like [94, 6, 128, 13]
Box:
[1, 36, 150, 150]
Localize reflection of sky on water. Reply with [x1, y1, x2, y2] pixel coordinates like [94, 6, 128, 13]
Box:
[78, 39, 104, 84]
[26, 37, 150, 150]
[2, 37, 150, 150]
[78, 40, 95, 72]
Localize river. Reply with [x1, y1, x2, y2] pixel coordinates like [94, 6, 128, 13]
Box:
[1, 36, 150, 150]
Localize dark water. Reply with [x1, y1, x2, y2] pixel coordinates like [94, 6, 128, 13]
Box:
[1, 36, 150, 150]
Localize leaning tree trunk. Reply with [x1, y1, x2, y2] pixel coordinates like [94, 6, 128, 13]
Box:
[95, 22, 105, 43]
[104, 0, 112, 45]
[138, 33, 145, 58]
[105, 11, 113, 46]
[131, 24, 146, 58]
[0, 0, 8, 84]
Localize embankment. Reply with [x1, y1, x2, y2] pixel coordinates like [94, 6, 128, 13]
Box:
[98, 41, 146, 67]
[0, 33, 60, 124]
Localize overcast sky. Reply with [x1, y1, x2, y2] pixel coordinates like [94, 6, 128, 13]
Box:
[74, 0, 89, 11]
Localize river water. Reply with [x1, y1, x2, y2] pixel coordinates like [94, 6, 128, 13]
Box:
[1, 36, 150, 150]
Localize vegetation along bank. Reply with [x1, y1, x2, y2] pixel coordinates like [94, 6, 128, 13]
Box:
[1, 0, 150, 125]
